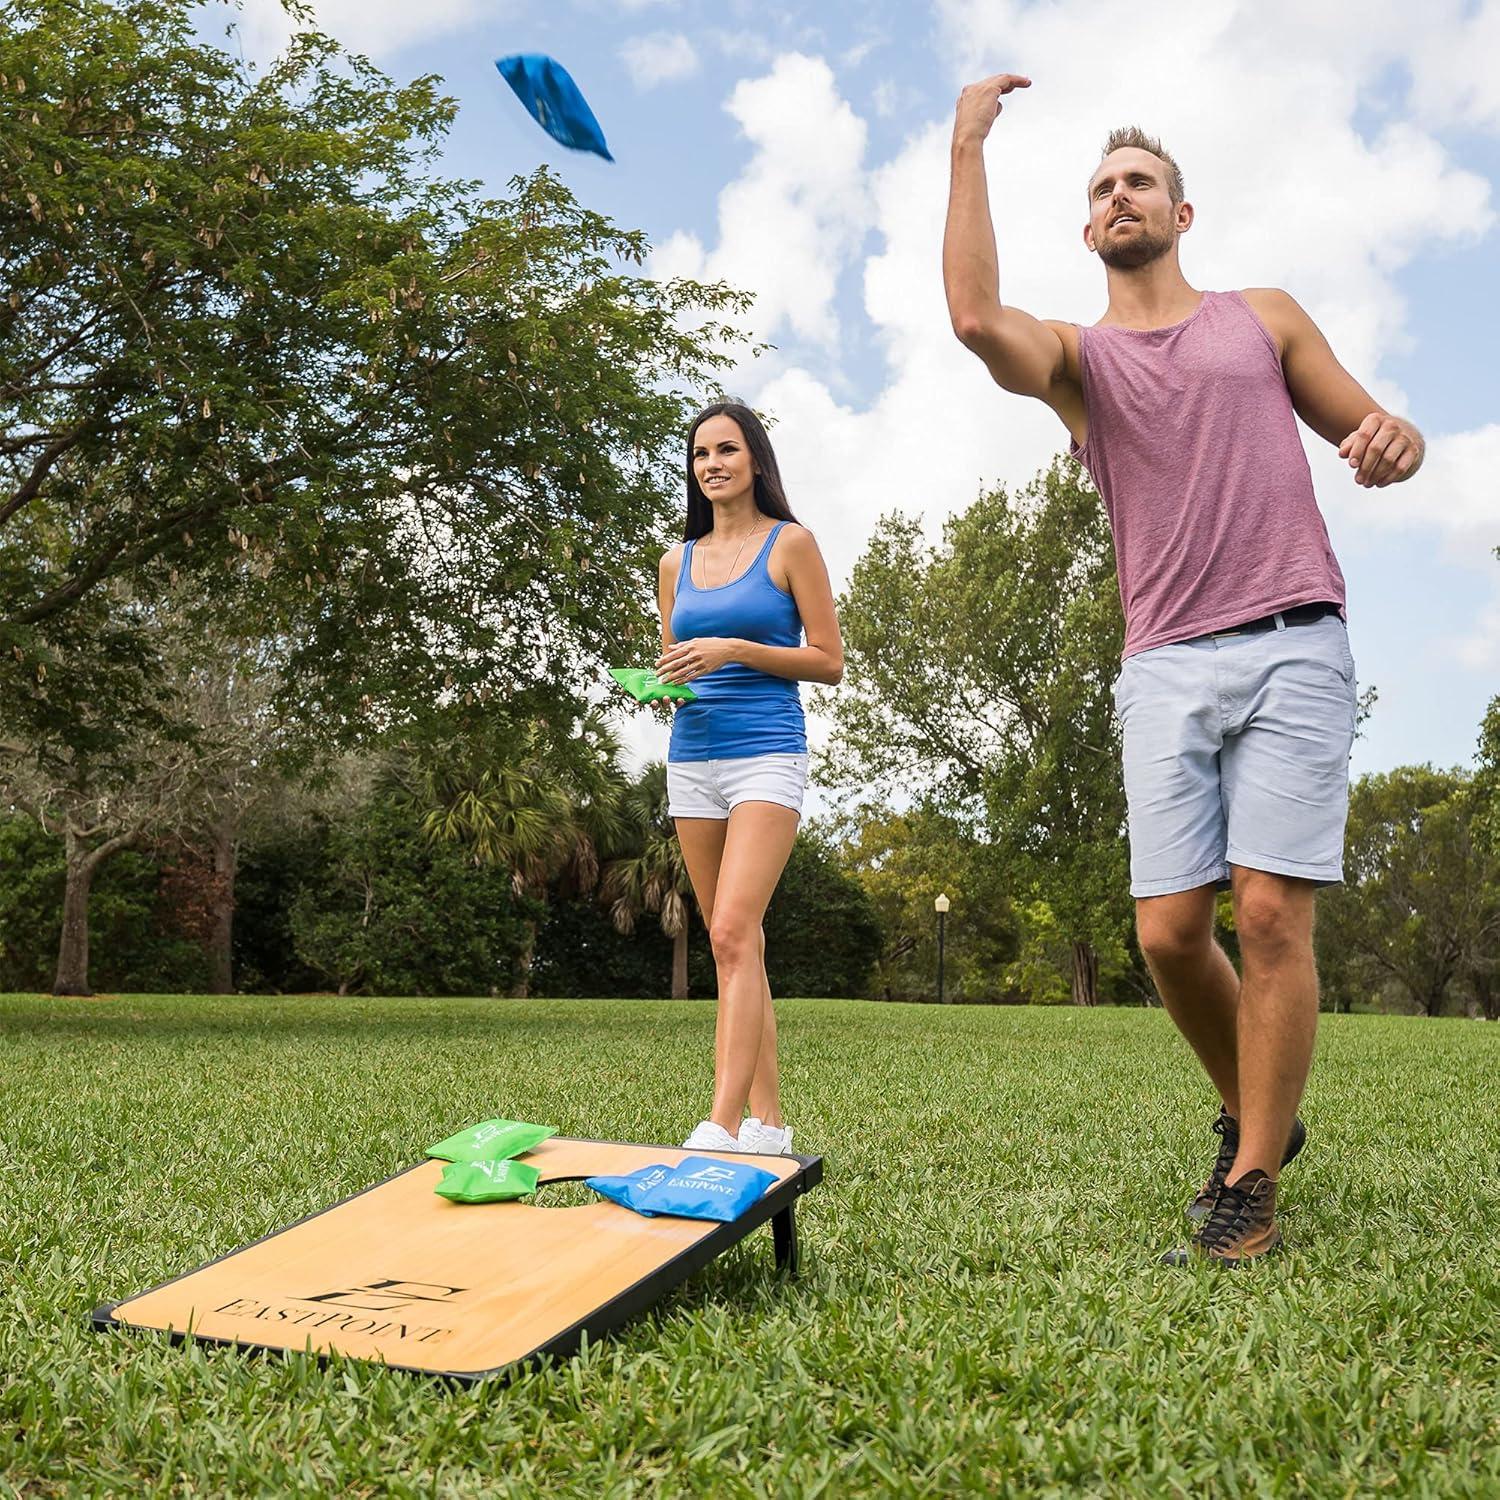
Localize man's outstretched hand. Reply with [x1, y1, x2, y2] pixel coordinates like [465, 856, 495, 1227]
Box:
[953, 73, 1031, 145]
[1339, 413, 1424, 487]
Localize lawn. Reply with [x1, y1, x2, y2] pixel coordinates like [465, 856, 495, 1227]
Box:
[2, 995, 1497, 1497]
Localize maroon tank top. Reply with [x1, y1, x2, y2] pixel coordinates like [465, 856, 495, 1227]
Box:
[1069, 290, 1346, 658]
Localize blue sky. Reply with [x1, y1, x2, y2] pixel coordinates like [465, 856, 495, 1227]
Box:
[221, 0, 1500, 781]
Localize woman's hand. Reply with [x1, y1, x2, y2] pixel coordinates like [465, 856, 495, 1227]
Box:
[656, 637, 740, 684]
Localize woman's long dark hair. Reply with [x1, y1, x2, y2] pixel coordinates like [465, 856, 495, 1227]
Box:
[683, 401, 798, 540]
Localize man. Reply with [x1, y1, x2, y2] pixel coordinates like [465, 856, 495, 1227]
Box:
[942, 75, 1424, 1264]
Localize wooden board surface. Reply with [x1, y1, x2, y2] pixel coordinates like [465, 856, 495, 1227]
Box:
[98, 1139, 817, 1380]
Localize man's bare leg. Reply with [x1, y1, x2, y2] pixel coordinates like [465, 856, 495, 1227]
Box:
[1135, 884, 1242, 1115]
[1227, 868, 1319, 1181]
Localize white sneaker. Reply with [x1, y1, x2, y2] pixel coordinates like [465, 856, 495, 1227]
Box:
[738, 1116, 795, 1155]
[681, 1120, 742, 1151]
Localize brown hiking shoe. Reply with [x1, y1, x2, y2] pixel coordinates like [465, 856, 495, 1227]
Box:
[1186, 1109, 1306, 1221]
[1162, 1169, 1282, 1266]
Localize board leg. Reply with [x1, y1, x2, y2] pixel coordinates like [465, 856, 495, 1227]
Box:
[771, 1203, 799, 1276]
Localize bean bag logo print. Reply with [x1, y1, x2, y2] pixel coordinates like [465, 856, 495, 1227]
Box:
[585, 1156, 777, 1223]
[681, 1164, 737, 1192]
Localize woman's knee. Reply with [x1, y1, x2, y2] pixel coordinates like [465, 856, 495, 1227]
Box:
[710, 914, 760, 972]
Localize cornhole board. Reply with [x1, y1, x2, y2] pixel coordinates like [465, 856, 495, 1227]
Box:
[91, 1137, 822, 1384]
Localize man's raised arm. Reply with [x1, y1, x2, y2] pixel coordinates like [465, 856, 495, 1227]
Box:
[943, 73, 1066, 401]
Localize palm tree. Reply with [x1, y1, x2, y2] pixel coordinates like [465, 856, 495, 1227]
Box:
[601, 761, 696, 998]
[414, 713, 627, 997]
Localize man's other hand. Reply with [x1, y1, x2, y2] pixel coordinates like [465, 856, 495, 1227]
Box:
[1339, 413, 1425, 487]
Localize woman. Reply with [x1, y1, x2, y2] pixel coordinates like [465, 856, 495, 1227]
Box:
[655, 401, 844, 1155]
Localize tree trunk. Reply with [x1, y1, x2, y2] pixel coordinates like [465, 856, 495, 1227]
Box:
[206, 822, 237, 995]
[671, 926, 689, 999]
[1070, 939, 1099, 1007]
[1475, 969, 1499, 1021]
[54, 836, 95, 998]
[53, 826, 139, 997]
[510, 920, 537, 1000]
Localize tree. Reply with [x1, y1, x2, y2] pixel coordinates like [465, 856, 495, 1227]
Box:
[529, 891, 688, 999]
[821, 802, 1019, 1002]
[286, 790, 531, 997]
[762, 829, 883, 999]
[820, 459, 1130, 1004]
[230, 820, 327, 995]
[1461, 546, 1500, 1018]
[0, 578, 299, 994]
[0, 687, 196, 993]
[154, 595, 303, 994]
[0, 813, 208, 991]
[1318, 767, 1500, 1016]
[1471, 685, 1500, 1018]
[600, 762, 696, 999]
[1447, 776, 1500, 1021]
[413, 713, 626, 997]
[1, 0, 749, 743]
[1474, 686, 1499, 865]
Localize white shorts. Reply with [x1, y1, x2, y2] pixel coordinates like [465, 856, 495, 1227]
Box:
[667, 753, 808, 820]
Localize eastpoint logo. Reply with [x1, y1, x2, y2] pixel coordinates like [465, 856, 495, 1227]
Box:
[213, 1278, 468, 1344]
[669, 1164, 740, 1195]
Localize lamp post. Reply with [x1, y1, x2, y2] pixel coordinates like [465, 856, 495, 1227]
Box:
[934, 892, 950, 1004]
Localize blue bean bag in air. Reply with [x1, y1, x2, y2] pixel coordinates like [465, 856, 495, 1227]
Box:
[495, 54, 614, 161]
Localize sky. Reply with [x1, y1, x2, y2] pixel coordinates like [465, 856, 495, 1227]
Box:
[209, 0, 1500, 791]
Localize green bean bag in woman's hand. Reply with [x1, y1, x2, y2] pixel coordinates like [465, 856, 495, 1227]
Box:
[609, 667, 697, 703]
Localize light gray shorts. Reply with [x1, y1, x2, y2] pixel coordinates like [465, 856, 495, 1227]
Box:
[667, 753, 808, 820]
[1114, 613, 1357, 898]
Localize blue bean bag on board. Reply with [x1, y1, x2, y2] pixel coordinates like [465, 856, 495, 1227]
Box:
[585, 1156, 777, 1223]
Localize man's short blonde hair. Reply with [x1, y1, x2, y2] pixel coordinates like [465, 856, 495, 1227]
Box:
[1097, 126, 1184, 204]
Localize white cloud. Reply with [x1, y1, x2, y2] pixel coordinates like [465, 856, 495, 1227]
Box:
[840, 36, 883, 69]
[1262, 0, 1500, 136]
[223, 0, 501, 60]
[1456, 595, 1500, 671]
[648, 53, 871, 351]
[620, 32, 700, 90]
[870, 78, 928, 119]
[1356, 424, 1500, 545]
[705, 28, 777, 65]
[1414, 2, 1500, 133]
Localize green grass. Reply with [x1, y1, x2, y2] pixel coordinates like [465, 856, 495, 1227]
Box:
[2, 995, 1498, 1497]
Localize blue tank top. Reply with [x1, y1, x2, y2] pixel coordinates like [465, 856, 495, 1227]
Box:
[668, 520, 807, 762]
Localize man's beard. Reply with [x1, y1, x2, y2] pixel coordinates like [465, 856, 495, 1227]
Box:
[1097, 223, 1174, 269]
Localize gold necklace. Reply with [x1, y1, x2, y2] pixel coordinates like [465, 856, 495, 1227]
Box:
[696, 520, 764, 589]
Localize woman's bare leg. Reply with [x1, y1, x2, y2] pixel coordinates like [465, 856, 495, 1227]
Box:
[676, 808, 794, 1131]
[747, 928, 782, 1127]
